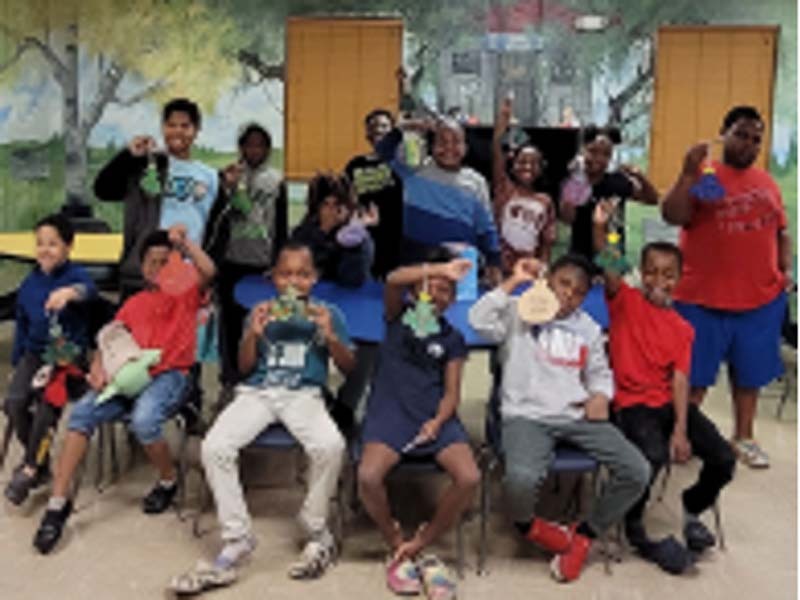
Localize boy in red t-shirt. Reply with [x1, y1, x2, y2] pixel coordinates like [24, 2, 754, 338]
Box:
[661, 106, 791, 469]
[33, 225, 216, 555]
[594, 203, 735, 573]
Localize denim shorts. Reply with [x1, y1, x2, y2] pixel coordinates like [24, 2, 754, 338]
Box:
[68, 370, 187, 444]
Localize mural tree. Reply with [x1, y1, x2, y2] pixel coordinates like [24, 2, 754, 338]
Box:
[0, 0, 238, 209]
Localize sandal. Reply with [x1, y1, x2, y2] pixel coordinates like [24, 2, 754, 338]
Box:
[169, 560, 237, 596]
[418, 555, 457, 600]
[386, 557, 422, 595]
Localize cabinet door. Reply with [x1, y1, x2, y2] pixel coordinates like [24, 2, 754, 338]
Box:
[285, 17, 403, 180]
[649, 25, 778, 191]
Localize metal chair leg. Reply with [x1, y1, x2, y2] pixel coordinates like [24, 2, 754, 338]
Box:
[95, 423, 106, 491]
[109, 423, 120, 483]
[0, 419, 13, 471]
[456, 518, 465, 579]
[713, 502, 725, 550]
[477, 450, 493, 576]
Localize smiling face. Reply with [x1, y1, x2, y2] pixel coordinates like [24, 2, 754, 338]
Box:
[511, 146, 542, 186]
[640, 248, 681, 308]
[547, 264, 590, 319]
[366, 113, 393, 147]
[722, 117, 763, 169]
[35, 225, 71, 274]
[412, 274, 455, 315]
[582, 135, 614, 179]
[162, 110, 198, 158]
[272, 247, 317, 297]
[432, 123, 466, 171]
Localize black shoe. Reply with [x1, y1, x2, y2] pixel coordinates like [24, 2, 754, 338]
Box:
[684, 519, 716, 553]
[32, 463, 52, 491]
[33, 500, 73, 554]
[142, 481, 178, 514]
[4, 466, 36, 506]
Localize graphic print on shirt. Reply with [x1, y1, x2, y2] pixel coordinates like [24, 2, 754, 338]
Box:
[532, 326, 588, 369]
[713, 186, 783, 235]
[264, 339, 309, 388]
[501, 196, 549, 253]
[352, 164, 395, 196]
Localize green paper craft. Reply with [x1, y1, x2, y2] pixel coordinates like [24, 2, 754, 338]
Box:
[141, 164, 162, 195]
[230, 183, 253, 213]
[594, 236, 631, 275]
[96, 349, 162, 404]
[269, 286, 309, 321]
[41, 315, 81, 366]
[402, 291, 440, 338]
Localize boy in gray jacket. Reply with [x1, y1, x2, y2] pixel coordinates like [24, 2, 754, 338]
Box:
[469, 254, 649, 583]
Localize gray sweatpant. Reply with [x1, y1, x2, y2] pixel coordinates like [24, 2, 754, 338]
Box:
[502, 417, 650, 534]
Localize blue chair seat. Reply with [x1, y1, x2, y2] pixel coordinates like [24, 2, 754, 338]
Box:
[250, 423, 298, 449]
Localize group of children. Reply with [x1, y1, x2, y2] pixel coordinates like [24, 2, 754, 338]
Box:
[1, 96, 789, 598]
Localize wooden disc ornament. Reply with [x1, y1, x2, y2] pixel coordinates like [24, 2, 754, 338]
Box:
[517, 279, 560, 324]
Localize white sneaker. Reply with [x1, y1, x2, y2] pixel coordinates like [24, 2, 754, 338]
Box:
[733, 439, 770, 469]
[288, 529, 337, 580]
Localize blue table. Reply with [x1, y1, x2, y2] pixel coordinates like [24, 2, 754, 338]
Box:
[234, 276, 609, 346]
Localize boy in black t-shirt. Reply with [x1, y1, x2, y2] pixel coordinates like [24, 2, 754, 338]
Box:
[344, 108, 403, 279]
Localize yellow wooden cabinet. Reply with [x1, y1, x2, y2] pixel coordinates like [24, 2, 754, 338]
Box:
[649, 25, 778, 191]
[284, 16, 403, 180]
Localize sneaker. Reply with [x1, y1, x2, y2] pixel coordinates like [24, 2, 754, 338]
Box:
[550, 532, 591, 583]
[32, 463, 53, 490]
[169, 560, 238, 596]
[142, 481, 178, 514]
[526, 518, 574, 554]
[684, 519, 716, 553]
[5, 466, 37, 506]
[418, 555, 457, 600]
[386, 557, 422, 595]
[288, 529, 337, 580]
[33, 500, 73, 554]
[733, 439, 769, 469]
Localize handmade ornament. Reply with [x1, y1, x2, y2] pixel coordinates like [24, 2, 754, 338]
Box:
[269, 286, 310, 322]
[336, 219, 369, 248]
[141, 151, 168, 195]
[403, 131, 426, 168]
[560, 156, 592, 207]
[689, 162, 725, 202]
[230, 179, 253, 213]
[157, 250, 199, 296]
[41, 313, 81, 367]
[517, 279, 560, 325]
[402, 289, 440, 338]
[594, 196, 631, 275]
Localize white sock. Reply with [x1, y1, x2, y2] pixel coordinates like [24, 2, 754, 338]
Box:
[214, 536, 256, 570]
[159, 479, 177, 489]
[683, 508, 701, 528]
[47, 496, 67, 511]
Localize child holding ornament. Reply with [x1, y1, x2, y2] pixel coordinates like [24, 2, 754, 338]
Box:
[4, 214, 96, 505]
[171, 242, 354, 594]
[358, 248, 479, 597]
[468, 254, 649, 583]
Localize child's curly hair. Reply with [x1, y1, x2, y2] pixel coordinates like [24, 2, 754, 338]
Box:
[301, 172, 355, 225]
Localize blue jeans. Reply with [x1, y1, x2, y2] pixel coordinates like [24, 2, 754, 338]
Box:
[68, 370, 188, 445]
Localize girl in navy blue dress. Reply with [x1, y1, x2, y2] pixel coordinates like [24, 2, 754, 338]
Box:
[358, 250, 480, 595]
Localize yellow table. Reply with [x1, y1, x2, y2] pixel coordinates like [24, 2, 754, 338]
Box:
[0, 232, 123, 264]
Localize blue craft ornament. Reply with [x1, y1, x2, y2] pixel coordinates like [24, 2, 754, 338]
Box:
[690, 166, 725, 202]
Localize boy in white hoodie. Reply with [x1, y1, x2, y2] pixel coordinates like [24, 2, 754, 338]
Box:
[469, 254, 649, 583]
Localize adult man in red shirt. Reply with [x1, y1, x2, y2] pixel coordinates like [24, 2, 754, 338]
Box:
[662, 106, 792, 469]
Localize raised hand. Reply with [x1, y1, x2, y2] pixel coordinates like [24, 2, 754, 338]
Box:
[358, 203, 380, 228]
[682, 143, 710, 177]
[593, 199, 615, 226]
[128, 135, 157, 157]
[167, 224, 189, 250]
[440, 258, 473, 282]
[44, 286, 79, 312]
[512, 257, 542, 282]
[222, 162, 243, 189]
